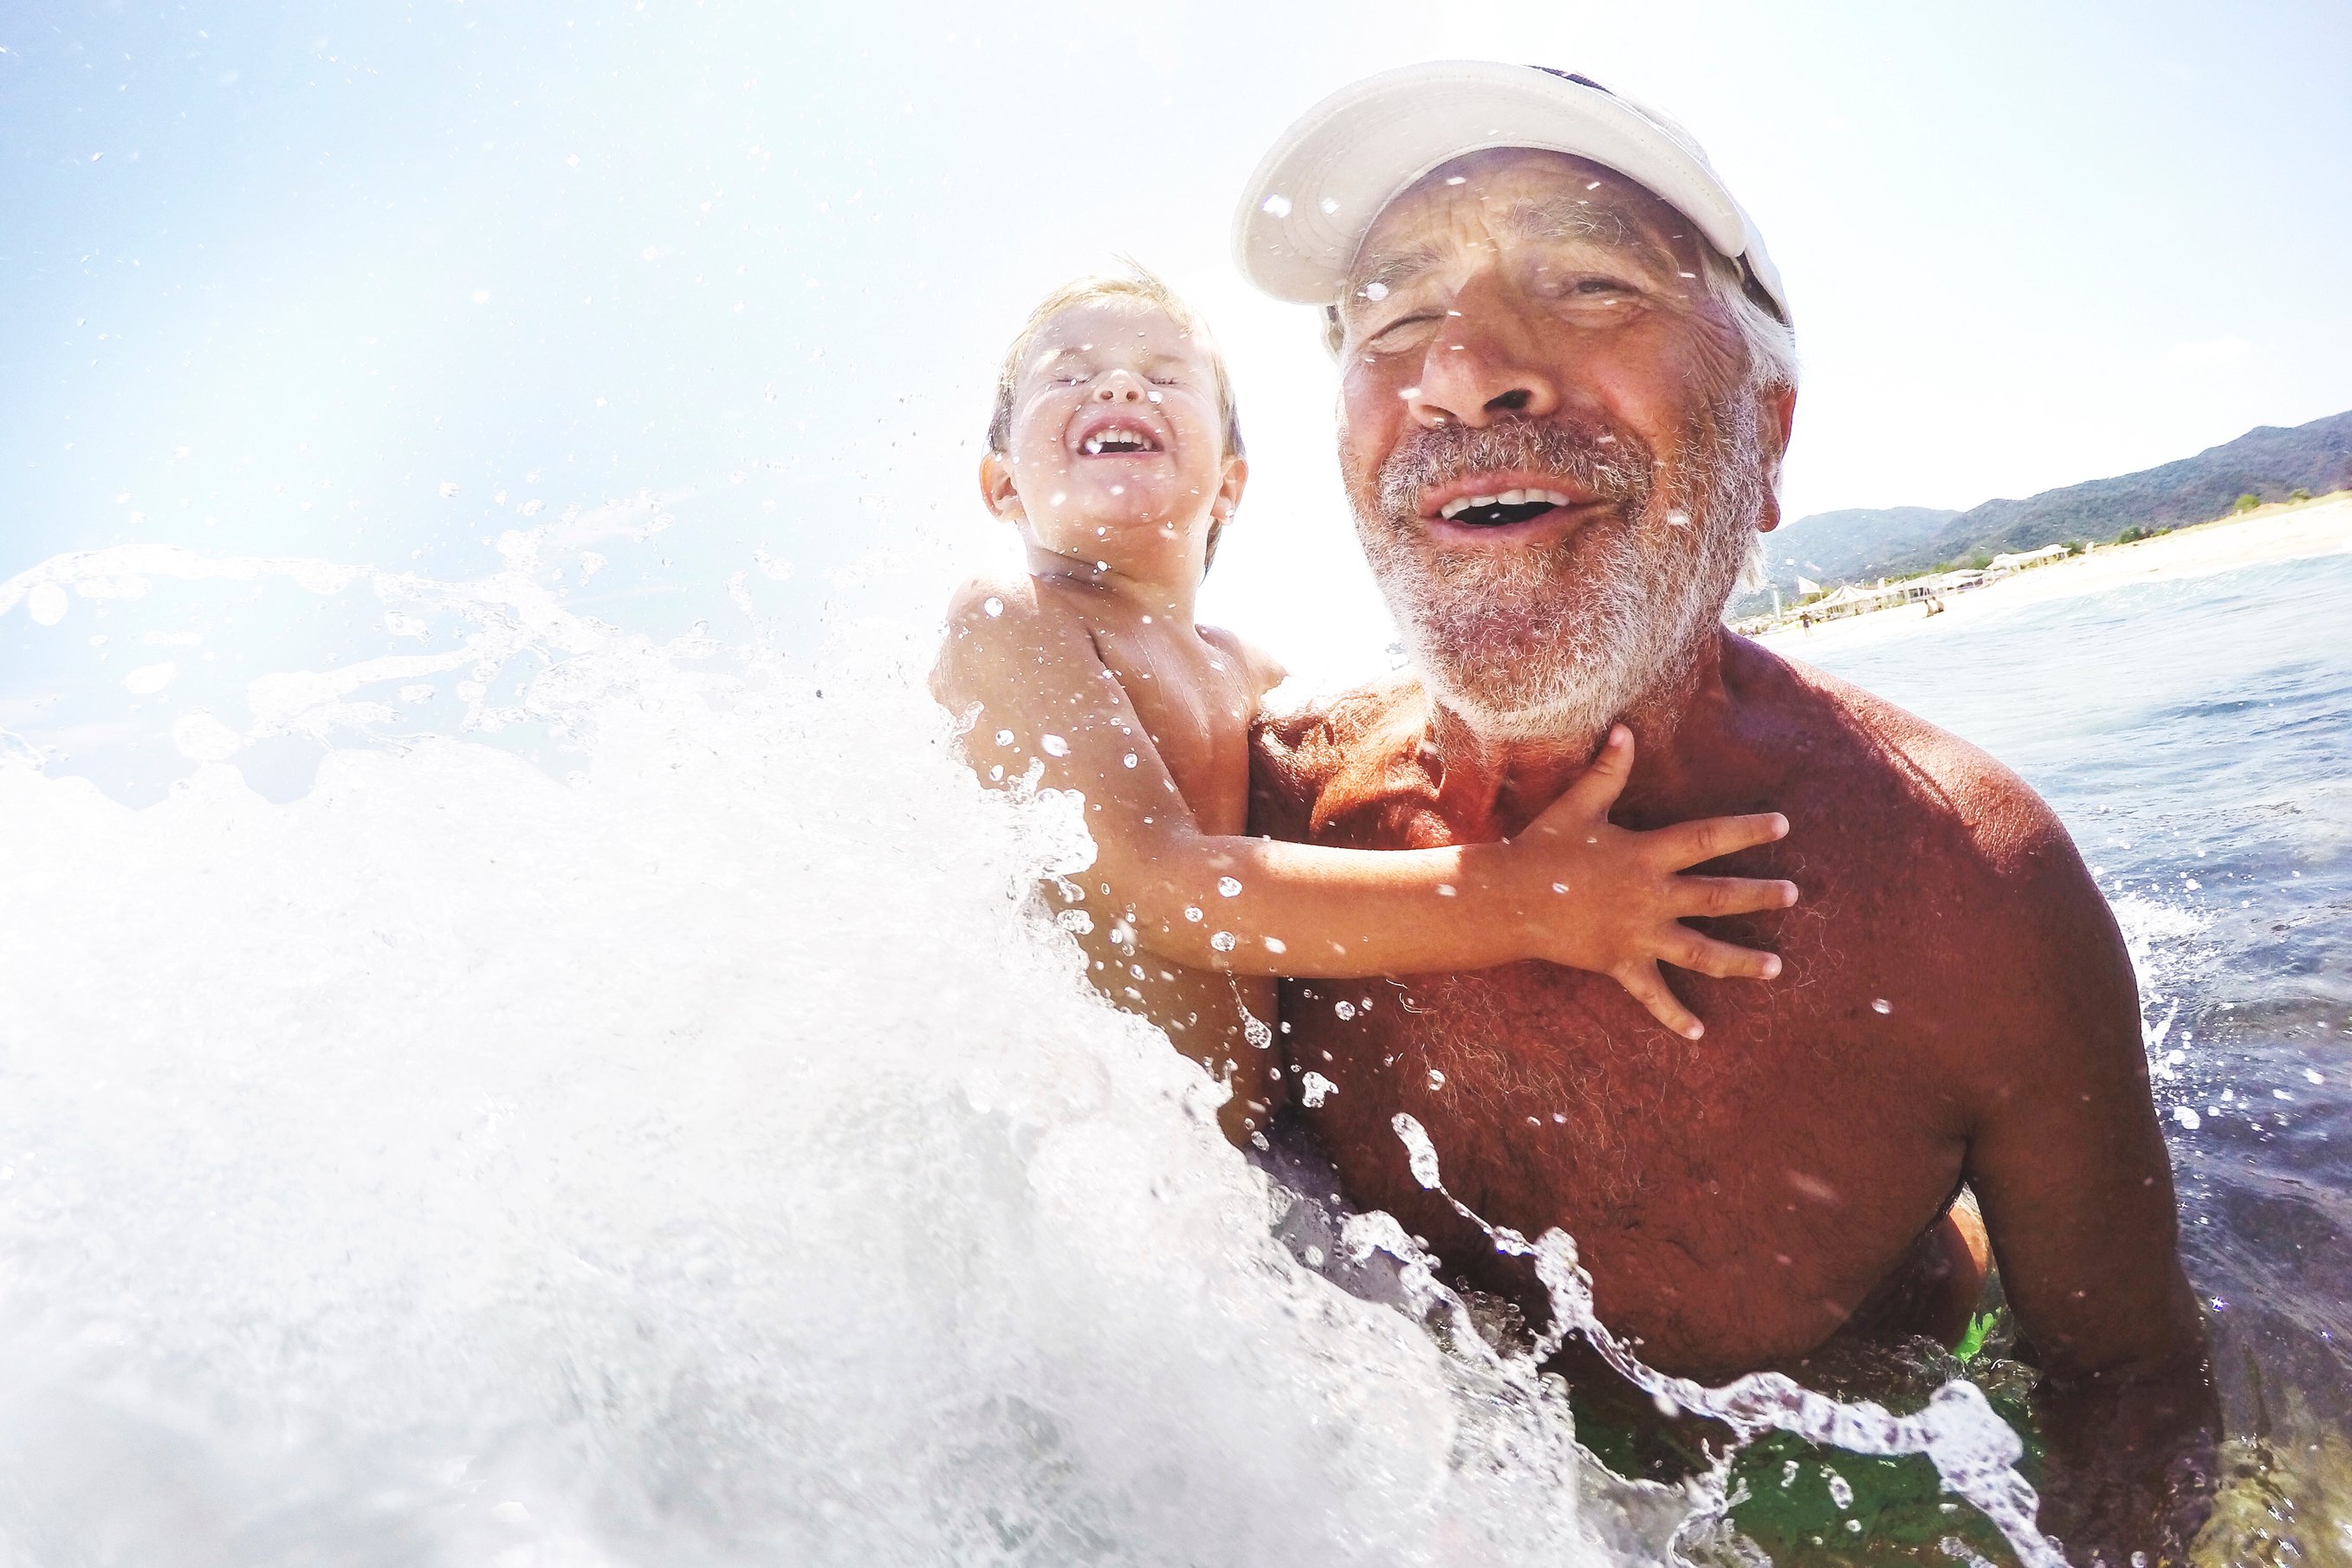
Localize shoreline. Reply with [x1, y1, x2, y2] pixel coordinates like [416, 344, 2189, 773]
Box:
[1753, 494, 2352, 658]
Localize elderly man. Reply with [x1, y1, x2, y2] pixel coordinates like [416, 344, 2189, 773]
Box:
[1234, 63, 2214, 1561]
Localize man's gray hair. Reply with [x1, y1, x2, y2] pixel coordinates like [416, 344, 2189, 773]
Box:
[1698, 244, 1799, 395]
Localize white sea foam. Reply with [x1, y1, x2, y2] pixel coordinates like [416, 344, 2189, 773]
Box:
[0, 552, 1620, 1566]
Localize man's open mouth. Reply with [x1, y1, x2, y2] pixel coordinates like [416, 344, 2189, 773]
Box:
[1076, 420, 1163, 457]
[1436, 488, 1576, 528]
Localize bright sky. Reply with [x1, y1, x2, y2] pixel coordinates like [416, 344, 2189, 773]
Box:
[6, 0, 2348, 684]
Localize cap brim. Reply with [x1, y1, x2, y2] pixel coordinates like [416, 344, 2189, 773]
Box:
[1234, 61, 1779, 320]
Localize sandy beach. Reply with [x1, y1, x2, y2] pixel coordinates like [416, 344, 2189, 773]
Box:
[1755, 493, 2352, 658]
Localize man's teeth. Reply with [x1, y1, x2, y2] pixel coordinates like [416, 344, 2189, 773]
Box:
[1439, 488, 1572, 521]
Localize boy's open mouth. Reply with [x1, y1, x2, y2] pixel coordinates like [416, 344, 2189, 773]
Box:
[1073, 416, 1164, 457]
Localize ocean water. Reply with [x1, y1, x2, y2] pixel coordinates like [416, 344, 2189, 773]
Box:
[0, 543, 1639, 1567]
[1790, 548, 2352, 1561]
[0, 535, 2342, 1565]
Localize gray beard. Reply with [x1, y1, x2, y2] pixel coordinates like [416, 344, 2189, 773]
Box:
[1349, 392, 1769, 747]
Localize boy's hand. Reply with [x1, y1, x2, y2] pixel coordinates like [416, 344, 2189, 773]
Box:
[1510, 726, 1796, 1040]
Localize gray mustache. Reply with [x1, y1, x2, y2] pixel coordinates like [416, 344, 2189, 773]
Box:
[1376, 418, 1655, 523]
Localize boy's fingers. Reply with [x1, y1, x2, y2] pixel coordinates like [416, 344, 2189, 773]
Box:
[1669, 876, 1800, 918]
[1652, 812, 1789, 869]
[1662, 929, 1785, 981]
[1558, 725, 1636, 817]
[1616, 961, 1705, 1040]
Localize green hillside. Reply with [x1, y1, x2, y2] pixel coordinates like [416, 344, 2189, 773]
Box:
[1735, 407, 2351, 613]
[1888, 408, 2352, 576]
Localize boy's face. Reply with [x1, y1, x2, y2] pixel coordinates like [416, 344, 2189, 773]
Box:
[985, 301, 1242, 580]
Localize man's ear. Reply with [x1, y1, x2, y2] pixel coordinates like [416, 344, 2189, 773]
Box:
[1755, 386, 1798, 535]
[978, 450, 1023, 522]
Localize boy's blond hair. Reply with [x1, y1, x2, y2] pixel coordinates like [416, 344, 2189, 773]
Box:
[986, 264, 1245, 571]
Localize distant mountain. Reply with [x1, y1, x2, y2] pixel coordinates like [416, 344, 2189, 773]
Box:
[1733, 407, 2352, 615]
[1748, 506, 1961, 603]
[1888, 409, 2352, 576]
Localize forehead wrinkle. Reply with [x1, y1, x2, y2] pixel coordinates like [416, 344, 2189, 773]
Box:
[1344, 186, 1675, 308]
[1344, 243, 1444, 301]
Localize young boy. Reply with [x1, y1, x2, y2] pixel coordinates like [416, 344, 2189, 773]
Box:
[931, 269, 1796, 1145]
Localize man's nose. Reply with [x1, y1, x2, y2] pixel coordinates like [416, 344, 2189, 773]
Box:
[1405, 296, 1560, 429]
[1092, 370, 1147, 403]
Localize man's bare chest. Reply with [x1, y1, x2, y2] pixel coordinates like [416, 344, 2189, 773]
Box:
[1282, 933, 1973, 1372]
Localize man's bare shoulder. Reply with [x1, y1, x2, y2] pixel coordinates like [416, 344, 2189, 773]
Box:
[1729, 636, 2140, 1106]
[1732, 636, 2078, 882]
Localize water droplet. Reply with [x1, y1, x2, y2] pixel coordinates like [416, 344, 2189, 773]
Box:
[1260, 193, 1293, 217]
[1122, 753, 1137, 768]
[1434, 883, 1456, 897]
[2174, 1105, 2201, 1130]
[1427, 1068, 1445, 1090]
[1182, 906, 1202, 923]
[1262, 936, 1286, 955]
[1393, 1114, 1442, 1189]
[1216, 876, 1241, 897]
[1040, 735, 1069, 757]
[1299, 1071, 1337, 1108]
[982, 596, 1004, 618]
[1319, 196, 1339, 214]
[1870, 997, 1892, 1014]
[1826, 1468, 1854, 1510]
[1362, 281, 1389, 301]
[1208, 930, 1237, 953]
[1334, 1001, 1356, 1020]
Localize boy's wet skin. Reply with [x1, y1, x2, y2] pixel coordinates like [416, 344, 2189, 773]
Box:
[1249, 147, 2215, 1556]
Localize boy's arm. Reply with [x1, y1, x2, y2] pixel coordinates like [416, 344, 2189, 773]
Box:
[932, 582, 1791, 1006]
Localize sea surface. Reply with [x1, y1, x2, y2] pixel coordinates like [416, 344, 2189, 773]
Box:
[0, 539, 2343, 1565]
[1791, 548, 2352, 1560]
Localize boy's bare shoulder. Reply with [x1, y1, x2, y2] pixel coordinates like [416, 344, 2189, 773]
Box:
[932, 574, 1103, 708]
[1198, 625, 1287, 698]
[943, 572, 1054, 631]
[939, 573, 1095, 654]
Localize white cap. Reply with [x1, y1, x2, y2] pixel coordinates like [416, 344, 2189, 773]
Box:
[1234, 61, 1790, 325]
